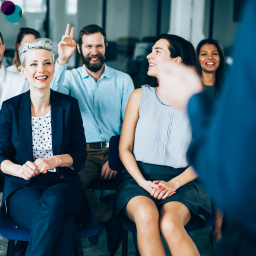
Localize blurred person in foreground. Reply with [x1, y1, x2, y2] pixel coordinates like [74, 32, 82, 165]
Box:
[0, 38, 87, 256]
[196, 38, 227, 247]
[157, 0, 256, 254]
[7, 27, 40, 73]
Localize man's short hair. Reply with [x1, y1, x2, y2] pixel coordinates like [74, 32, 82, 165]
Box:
[0, 32, 4, 44]
[78, 24, 107, 49]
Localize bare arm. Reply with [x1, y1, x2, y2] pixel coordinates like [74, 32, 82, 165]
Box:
[1, 160, 39, 180]
[119, 89, 158, 193]
[171, 165, 198, 188]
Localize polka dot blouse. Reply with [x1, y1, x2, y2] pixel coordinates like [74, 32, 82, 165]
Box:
[32, 111, 56, 172]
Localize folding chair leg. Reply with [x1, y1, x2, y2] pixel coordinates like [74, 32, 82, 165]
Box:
[6, 240, 15, 256]
[74, 239, 83, 256]
[132, 233, 140, 256]
[110, 223, 122, 256]
[122, 226, 128, 256]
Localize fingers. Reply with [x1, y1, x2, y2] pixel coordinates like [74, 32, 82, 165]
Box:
[34, 159, 49, 173]
[153, 180, 160, 184]
[100, 164, 107, 179]
[162, 191, 176, 200]
[103, 168, 111, 179]
[65, 24, 70, 36]
[70, 26, 74, 38]
[25, 161, 38, 172]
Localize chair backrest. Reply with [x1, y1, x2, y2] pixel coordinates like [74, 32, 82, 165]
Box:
[109, 135, 124, 172]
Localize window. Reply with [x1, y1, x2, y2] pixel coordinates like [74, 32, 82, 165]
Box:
[66, 0, 77, 15]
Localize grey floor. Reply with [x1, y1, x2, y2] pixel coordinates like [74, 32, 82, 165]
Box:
[0, 183, 213, 256]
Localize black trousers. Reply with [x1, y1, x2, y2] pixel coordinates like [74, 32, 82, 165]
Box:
[8, 172, 85, 256]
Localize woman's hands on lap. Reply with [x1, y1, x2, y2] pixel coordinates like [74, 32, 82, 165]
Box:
[150, 180, 179, 200]
[140, 180, 159, 194]
[18, 161, 39, 180]
[34, 157, 58, 173]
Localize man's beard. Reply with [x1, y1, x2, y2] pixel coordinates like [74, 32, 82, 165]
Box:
[82, 53, 105, 72]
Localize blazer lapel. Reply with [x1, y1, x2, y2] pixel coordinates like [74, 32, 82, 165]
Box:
[19, 91, 33, 162]
[50, 90, 63, 157]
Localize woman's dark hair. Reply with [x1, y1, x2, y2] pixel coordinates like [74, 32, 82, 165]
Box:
[79, 24, 107, 50]
[13, 27, 41, 71]
[0, 32, 4, 44]
[196, 39, 226, 94]
[159, 34, 201, 75]
[149, 34, 201, 87]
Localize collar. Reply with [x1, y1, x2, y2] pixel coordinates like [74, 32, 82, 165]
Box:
[0, 65, 5, 79]
[20, 89, 61, 108]
[81, 64, 110, 79]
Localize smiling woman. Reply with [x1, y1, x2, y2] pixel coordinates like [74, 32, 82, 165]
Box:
[116, 34, 204, 256]
[196, 39, 226, 96]
[0, 38, 88, 255]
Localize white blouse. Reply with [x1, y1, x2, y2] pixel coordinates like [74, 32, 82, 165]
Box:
[32, 111, 56, 172]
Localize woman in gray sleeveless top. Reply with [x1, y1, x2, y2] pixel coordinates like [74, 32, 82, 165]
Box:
[116, 34, 204, 256]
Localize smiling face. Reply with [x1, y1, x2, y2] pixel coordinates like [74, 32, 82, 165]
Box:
[21, 49, 55, 90]
[199, 44, 220, 73]
[147, 39, 181, 77]
[17, 34, 37, 51]
[0, 37, 5, 69]
[78, 32, 106, 73]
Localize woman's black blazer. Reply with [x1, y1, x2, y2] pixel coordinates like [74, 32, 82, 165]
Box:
[0, 89, 87, 208]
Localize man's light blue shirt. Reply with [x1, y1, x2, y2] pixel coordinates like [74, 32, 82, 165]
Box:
[51, 62, 134, 143]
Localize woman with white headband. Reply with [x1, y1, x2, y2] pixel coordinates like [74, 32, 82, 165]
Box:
[0, 38, 87, 256]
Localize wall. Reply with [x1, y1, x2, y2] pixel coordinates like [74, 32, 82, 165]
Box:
[212, 0, 239, 54]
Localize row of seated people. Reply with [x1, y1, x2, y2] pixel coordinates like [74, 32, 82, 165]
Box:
[0, 23, 225, 256]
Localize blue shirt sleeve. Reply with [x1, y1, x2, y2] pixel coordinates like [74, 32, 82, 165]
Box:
[187, 0, 256, 233]
[51, 61, 71, 95]
[121, 75, 134, 121]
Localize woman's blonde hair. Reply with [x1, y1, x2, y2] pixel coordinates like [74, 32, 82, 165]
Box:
[19, 38, 55, 67]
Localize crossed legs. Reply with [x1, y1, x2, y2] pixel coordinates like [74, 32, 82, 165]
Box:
[8, 182, 85, 256]
[125, 196, 200, 256]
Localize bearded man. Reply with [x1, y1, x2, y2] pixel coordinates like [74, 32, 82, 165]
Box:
[51, 24, 134, 252]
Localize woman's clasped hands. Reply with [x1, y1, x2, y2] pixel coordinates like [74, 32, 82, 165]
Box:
[141, 179, 179, 200]
[151, 180, 179, 200]
[18, 157, 58, 180]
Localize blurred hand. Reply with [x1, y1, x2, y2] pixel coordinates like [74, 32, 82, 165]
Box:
[34, 157, 58, 174]
[157, 61, 203, 111]
[18, 161, 39, 180]
[150, 180, 179, 200]
[100, 161, 118, 180]
[58, 24, 77, 65]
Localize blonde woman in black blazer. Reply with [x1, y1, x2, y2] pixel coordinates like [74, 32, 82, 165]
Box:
[0, 38, 87, 256]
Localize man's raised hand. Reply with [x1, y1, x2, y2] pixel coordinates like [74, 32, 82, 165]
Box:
[58, 24, 77, 65]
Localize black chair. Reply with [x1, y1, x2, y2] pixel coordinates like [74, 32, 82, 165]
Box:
[108, 135, 215, 256]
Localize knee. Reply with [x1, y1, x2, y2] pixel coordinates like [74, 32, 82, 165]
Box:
[38, 193, 68, 212]
[160, 214, 183, 236]
[62, 215, 77, 235]
[135, 211, 159, 234]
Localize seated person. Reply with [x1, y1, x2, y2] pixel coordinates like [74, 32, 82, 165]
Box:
[0, 38, 87, 256]
[116, 34, 204, 256]
[7, 27, 40, 73]
[51, 24, 134, 249]
[0, 31, 29, 108]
